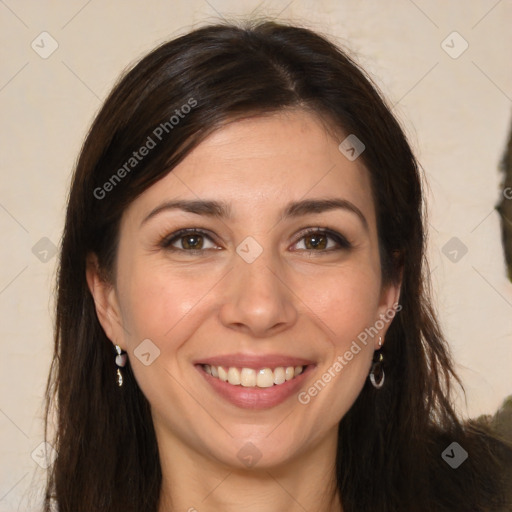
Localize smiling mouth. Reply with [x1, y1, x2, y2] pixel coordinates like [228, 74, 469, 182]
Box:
[202, 364, 306, 388]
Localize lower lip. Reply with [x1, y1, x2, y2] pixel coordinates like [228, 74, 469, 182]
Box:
[196, 365, 314, 410]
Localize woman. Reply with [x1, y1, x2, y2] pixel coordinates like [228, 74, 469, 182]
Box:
[43, 20, 512, 511]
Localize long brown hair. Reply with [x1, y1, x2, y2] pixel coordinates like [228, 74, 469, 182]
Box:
[43, 20, 512, 511]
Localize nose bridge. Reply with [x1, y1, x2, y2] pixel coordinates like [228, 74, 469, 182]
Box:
[234, 230, 278, 281]
[218, 236, 297, 336]
[238, 243, 280, 295]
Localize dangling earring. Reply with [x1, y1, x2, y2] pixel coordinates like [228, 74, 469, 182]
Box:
[369, 336, 385, 389]
[115, 344, 127, 387]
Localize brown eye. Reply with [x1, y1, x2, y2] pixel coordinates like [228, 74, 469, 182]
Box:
[293, 228, 351, 252]
[179, 233, 204, 250]
[161, 229, 218, 252]
[303, 232, 328, 250]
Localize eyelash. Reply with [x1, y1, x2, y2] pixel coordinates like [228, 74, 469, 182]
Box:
[159, 227, 352, 255]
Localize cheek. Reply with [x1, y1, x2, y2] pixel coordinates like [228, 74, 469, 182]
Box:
[291, 263, 381, 413]
[114, 261, 214, 416]
[116, 251, 209, 332]
[295, 261, 382, 345]
[117, 250, 383, 358]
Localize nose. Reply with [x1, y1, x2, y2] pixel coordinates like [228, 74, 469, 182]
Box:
[218, 246, 298, 338]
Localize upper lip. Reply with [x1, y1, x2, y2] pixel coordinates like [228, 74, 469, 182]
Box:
[195, 353, 315, 369]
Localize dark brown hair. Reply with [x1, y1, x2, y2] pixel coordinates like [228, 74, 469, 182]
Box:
[43, 20, 512, 511]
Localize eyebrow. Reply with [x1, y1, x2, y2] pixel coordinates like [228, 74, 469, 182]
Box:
[140, 198, 368, 231]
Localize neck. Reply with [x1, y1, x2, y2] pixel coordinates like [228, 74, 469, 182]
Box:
[155, 426, 343, 512]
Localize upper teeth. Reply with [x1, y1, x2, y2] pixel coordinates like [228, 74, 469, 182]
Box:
[203, 365, 304, 388]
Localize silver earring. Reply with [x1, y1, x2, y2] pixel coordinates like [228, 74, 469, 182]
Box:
[115, 344, 127, 387]
[369, 337, 385, 389]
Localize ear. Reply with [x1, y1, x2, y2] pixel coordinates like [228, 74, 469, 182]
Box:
[85, 253, 124, 348]
[375, 268, 403, 348]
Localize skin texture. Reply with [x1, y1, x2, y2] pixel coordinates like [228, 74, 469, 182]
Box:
[87, 109, 401, 512]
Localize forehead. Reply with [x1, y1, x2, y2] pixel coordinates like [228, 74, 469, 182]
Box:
[123, 109, 376, 226]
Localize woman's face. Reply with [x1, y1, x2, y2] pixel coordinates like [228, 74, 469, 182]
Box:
[90, 109, 400, 470]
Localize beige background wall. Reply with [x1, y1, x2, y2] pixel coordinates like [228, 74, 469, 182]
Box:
[1, 0, 511, 509]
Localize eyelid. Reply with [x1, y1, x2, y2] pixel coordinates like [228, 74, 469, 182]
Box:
[160, 228, 219, 251]
[290, 227, 352, 251]
[159, 226, 352, 254]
